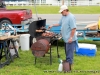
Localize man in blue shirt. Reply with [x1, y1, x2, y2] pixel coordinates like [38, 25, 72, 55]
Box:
[48, 5, 78, 71]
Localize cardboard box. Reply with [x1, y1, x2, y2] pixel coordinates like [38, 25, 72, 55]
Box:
[84, 22, 98, 30]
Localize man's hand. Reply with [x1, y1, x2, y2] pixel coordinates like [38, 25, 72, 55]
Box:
[48, 24, 59, 30]
[48, 25, 53, 30]
[68, 37, 73, 43]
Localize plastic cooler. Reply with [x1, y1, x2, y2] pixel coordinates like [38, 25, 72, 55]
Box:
[76, 43, 97, 56]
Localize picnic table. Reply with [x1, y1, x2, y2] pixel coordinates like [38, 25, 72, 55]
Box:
[0, 35, 20, 68]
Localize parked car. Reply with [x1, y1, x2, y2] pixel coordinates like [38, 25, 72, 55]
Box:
[0, 1, 33, 30]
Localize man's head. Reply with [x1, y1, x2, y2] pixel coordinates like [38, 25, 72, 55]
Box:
[59, 5, 69, 16]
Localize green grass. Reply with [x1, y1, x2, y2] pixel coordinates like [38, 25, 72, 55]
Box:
[0, 40, 100, 75]
[7, 6, 100, 14]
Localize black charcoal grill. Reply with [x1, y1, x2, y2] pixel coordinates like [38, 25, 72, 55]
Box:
[29, 19, 61, 65]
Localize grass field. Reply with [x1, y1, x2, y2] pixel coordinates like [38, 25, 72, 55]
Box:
[0, 40, 100, 75]
[7, 6, 100, 14]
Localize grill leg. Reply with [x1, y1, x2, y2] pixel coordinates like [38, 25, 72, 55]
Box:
[50, 44, 52, 65]
[57, 40, 60, 58]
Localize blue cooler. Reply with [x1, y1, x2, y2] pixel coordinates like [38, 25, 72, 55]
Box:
[76, 43, 97, 57]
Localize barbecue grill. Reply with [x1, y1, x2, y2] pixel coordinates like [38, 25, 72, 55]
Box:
[29, 19, 62, 65]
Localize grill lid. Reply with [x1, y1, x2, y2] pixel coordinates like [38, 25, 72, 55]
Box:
[29, 19, 46, 37]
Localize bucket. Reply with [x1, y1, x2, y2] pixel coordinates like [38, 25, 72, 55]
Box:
[20, 34, 30, 51]
[63, 60, 71, 72]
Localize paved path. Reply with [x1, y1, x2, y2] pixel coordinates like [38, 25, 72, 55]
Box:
[32, 14, 100, 29]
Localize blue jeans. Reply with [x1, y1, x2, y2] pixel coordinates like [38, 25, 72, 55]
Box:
[64, 41, 76, 64]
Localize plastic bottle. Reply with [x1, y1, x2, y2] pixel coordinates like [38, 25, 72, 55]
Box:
[58, 59, 63, 72]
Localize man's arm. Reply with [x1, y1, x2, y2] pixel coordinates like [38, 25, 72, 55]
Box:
[48, 24, 60, 30]
[68, 28, 76, 43]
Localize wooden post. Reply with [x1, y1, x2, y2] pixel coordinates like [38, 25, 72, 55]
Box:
[62, 0, 64, 5]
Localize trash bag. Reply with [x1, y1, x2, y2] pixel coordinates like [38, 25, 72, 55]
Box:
[9, 40, 19, 56]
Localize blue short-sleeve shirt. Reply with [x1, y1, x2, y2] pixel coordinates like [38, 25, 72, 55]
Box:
[59, 13, 77, 43]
